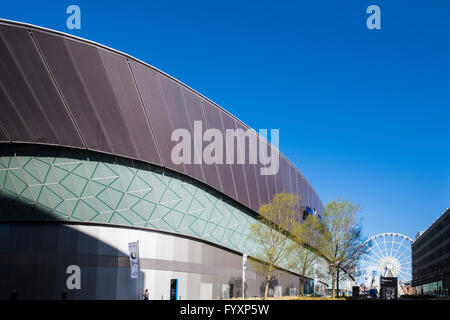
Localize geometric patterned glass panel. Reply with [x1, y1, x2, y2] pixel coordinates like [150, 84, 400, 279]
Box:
[0, 145, 310, 275]
[0, 146, 261, 251]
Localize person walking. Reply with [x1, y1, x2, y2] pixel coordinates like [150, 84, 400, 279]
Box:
[142, 289, 149, 300]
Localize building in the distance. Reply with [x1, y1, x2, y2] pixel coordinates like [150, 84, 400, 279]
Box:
[412, 208, 450, 297]
[0, 19, 326, 299]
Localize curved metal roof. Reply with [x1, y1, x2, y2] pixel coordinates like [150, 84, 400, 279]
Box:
[0, 19, 323, 218]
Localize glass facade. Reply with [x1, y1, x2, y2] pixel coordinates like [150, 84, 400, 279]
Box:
[411, 208, 450, 297]
[0, 145, 258, 253]
[415, 280, 445, 296]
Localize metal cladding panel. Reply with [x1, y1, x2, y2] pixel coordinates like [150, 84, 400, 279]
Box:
[255, 165, 270, 209]
[202, 101, 237, 201]
[282, 163, 289, 195]
[248, 164, 263, 212]
[318, 199, 323, 214]
[302, 176, 309, 208]
[311, 190, 316, 212]
[267, 174, 278, 204]
[221, 112, 251, 208]
[286, 162, 294, 197]
[183, 89, 222, 192]
[0, 81, 32, 142]
[32, 30, 110, 153]
[295, 173, 305, 223]
[234, 122, 260, 212]
[0, 124, 9, 142]
[159, 75, 205, 183]
[284, 162, 293, 196]
[266, 174, 277, 204]
[0, 21, 323, 218]
[98, 49, 162, 166]
[264, 140, 278, 205]
[313, 190, 321, 213]
[290, 165, 301, 221]
[130, 61, 183, 173]
[296, 173, 306, 208]
[0, 26, 58, 144]
[289, 165, 299, 202]
[274, 165, 283, 195]
[307, 183, 313, 207]
[66, 39, 137, 159]
[0, 27, 84, 148]
[275, 156, 288, 194]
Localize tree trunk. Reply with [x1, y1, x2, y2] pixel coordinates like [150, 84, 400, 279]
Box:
[264, 265, 272, 299]
[299, 276, 304, 296]
[336, 268, 340, 297]
[331, 266, 336, 298]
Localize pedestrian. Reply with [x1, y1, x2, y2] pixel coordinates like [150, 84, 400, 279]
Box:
[142, 288, 149, 300]
[9, 289, 18, 300]
[61, 288, 68, 300]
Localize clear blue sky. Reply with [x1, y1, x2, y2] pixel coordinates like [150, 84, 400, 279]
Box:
[1, 0, 449, 240]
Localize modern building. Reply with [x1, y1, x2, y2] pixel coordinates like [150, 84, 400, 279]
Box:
[412, 208, 450, 297]
[0, 19, 325, 299]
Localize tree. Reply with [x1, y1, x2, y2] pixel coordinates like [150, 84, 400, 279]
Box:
[319, 199, 365, 298]
[288, 214, 323, 295]
[249, 192, 299, 299]
[336, 259, 358, 296]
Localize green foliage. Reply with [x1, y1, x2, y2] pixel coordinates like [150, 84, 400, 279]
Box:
[249, 195, 365, 300]
[319, 199, 366, 298]
[288, 214, 324, 295]
[249, 192, 299, 299]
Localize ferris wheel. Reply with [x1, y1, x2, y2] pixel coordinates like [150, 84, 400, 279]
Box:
[356, 233, 413, 294]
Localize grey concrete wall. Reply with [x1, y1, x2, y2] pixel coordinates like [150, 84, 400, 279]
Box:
[0, 222, 300, 300]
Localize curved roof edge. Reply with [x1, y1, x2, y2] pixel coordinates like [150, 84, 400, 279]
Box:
[0, 18, 323, 211]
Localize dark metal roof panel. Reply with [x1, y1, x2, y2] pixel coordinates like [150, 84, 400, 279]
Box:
[0, 26, 58, 145]
[66, 39, 137, 159]
[197, 99, 224, 194]
[0, 80, 32, 143]
[0, 123, 9, 142]
[0, 26, 84, 148]
[255, 163, 270, 211]
[159, 75, 205, 183]
[98, 49, 162, 166]
[221, 112, 251, 208]
[32, 30, 110, 153]
[266, 165, 278, 205]
[130, 61, 183, 173]
[0, 19, 324, 216]
[280, 158, 292, 197]
[202, 100, 238, 201]
[234, 122, 261, 212]
[182, 88, 222, 190]
[288, 164, 300, 220]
